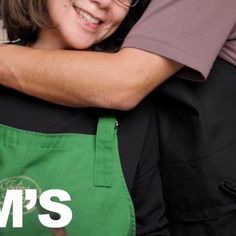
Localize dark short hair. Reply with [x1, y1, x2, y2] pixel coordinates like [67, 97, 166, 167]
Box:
[0, 0, 151, 49]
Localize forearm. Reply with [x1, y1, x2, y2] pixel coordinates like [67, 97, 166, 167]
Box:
[0, 45, 182, 110]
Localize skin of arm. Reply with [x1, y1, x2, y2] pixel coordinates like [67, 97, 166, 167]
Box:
[0, 45, 182, 110]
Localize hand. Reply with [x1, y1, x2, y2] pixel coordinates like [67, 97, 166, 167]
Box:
[0, 44, 13, 85]
[50, 227, 68, 236]
[0, 44, 22, 90]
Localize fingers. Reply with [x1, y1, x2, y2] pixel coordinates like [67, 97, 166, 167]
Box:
[50, 228, 68, 236]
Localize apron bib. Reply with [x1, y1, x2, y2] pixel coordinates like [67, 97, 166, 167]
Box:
[0, 117, 135, 236]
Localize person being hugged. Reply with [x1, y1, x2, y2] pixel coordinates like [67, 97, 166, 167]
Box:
[0, 0, 168, 236]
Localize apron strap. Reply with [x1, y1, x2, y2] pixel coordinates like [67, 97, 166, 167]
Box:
[94, 117, 116, 188]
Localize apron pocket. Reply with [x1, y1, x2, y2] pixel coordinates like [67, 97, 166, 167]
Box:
[161, 140, 236, 222]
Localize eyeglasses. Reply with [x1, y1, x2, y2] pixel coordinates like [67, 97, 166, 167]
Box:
[116, 0, 140, 8]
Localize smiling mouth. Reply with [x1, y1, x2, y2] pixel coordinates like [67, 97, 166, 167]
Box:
[72, 5, 103, 25]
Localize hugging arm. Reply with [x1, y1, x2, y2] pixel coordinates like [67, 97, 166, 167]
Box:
[0, 45, 182, 110]
[1, 0, 235, 110]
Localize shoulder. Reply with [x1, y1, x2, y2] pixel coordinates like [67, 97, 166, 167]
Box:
[123, 0, 236, 80]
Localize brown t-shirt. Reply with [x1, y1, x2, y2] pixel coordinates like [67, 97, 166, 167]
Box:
[122, 0, 236, 81]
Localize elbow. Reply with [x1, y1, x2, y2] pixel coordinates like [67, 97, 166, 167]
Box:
[112, 100, 139, 111]
[107, 77, 150, 111]
[108, 91, 143, 111]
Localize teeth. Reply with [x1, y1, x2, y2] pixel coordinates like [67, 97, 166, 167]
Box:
[74, 6, 100, 24]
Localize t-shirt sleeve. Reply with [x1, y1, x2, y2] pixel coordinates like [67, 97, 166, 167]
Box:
[122, 0, 236, 80]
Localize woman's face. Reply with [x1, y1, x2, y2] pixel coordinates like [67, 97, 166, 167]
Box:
[35, 0, 130, 49]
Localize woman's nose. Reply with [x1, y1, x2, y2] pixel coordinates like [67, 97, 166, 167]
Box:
[90, 0, 113, 9]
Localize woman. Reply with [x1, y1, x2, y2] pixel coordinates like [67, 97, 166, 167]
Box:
[1, 0, 236, 235]
[0, 0, 169, 235]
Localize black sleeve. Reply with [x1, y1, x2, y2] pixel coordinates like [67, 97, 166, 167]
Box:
[132, 106, 170, 236]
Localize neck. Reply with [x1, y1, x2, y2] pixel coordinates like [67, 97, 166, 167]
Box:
[31, 29, 66, 50]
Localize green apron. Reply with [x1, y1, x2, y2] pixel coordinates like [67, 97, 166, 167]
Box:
[0, 117, 135, 235]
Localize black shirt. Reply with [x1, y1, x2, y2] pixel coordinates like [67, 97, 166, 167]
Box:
[0, 86, 169, 235]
